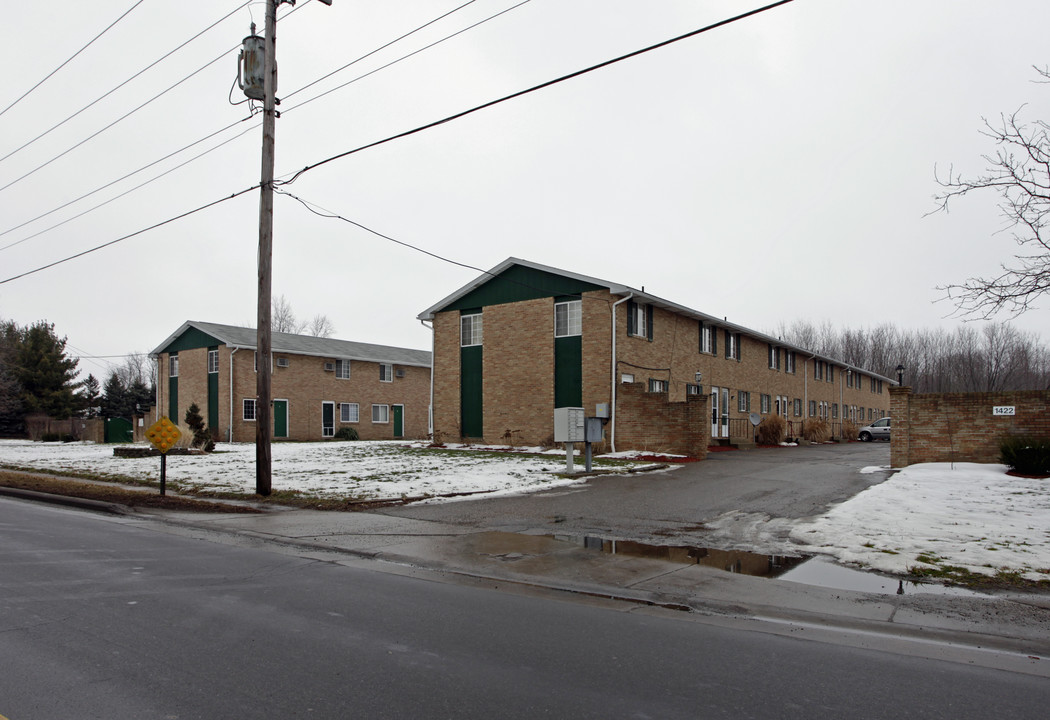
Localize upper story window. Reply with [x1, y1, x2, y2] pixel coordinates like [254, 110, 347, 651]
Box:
[461, 313, 483, 347]
[627, 300, 652, 340]
[814, 361, 824, 381]
[768, 344, 780, 370]
[207, 349, 218, 374]
[785, 350, 795, 374]
[699, 321, 715, 354]
[336, 359, 351, 379]
[725, 331, 740, 361]
[827, 364, 834, 383]
[379, 363, 393, 382]
[554, 300, 582, 337]
[169, 353, 179, 378]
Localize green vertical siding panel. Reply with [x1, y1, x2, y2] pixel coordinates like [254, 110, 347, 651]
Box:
[460, 345, 483, 438]
[554, 336, 582, 408]
[207, 372, 219, 432]
[168, 376, 178, 424]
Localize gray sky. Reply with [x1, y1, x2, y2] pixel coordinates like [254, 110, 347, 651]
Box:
[2, 0, 1049, 382]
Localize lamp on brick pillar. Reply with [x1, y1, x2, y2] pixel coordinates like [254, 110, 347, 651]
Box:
[896, 364, 905, 386]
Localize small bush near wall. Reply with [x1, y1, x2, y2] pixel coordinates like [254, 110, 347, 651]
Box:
[334, 426, 359, 441]
[757, 415, 787, 445]
[999, 435, 1050, 477]
[803, 419, 831, 443]
[841, 420, 858, 441]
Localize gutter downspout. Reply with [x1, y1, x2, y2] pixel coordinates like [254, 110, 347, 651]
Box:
[610, 293, 634, 453]
[420, 319, 434, 436]
[229, 348, 238, 443]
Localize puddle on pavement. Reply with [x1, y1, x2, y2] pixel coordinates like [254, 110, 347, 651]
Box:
[779, 556, 990, 597]
[551, 534, 806, 578]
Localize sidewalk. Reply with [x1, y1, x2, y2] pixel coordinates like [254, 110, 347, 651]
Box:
[145, 503, 1050, 660]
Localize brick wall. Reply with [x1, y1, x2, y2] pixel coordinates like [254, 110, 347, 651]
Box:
[159, 348, 431, 443]
[614, 382, 709, 457]
[891, 387, 1050, 467]
[432, 310, 462, 442]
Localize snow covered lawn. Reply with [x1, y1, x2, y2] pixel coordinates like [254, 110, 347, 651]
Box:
[0, 439, 646, 502]
[791, 463, 1050, 583]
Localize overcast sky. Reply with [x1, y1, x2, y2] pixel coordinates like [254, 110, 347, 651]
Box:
[2, 0, 1049, 381]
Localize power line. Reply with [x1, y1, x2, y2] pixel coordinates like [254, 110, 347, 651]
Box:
[0, 0, 504, 250]
[0, 0, 795, 286]
[0, 0, 148, 120]
[279, 0, 795, 186]
[0, 1, 252, 167]
[0, 187, 256, 285]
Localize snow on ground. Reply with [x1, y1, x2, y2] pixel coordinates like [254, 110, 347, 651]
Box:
[0, 440, 627, 501]
[2, 440, 1047, 581]
[790, 463, 1050, 582]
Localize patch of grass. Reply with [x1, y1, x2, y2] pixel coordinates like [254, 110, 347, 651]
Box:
[0, 470, 262, 513]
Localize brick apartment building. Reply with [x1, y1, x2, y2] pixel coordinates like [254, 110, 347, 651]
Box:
[418, 258, 894, 456]
[151, 321, 431, 442]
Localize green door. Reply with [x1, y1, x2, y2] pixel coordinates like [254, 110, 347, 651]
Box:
[393, 405, 404, 438]
[105, 417, 133, 443]
[273, 400, 288, 438]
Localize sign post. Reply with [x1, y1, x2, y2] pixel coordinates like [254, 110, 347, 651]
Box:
[146, 417, 181, 496]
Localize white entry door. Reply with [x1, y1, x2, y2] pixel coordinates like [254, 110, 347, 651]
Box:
[711, 387, 730, 438]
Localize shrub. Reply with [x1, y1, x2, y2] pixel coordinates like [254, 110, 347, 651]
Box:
[756, 415, 787, 445]
[184, 403, 215, 452]
[999, 435, 1050, 476]
[803, 419, 831, 443]
[334, 426, 359, 441]
[40, 432, 61, 442]
[841, 420, 858, 441]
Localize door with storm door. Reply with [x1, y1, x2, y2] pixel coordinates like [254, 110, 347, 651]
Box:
[710, 387, 730, 439]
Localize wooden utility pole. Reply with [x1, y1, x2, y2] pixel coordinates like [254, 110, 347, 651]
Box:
[255, 0, 278, 496]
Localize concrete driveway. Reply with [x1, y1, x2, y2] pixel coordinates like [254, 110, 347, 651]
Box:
[378, 442, 893, 555]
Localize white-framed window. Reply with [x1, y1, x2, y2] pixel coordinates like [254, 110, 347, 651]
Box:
[832, 403, 839, 419]
[794, 398, 802, 417]
[335, 359, 351, 379]
[725, 331, 739, 360]
[814, 361, 823, 381]
[340, 402, 359, 423]
[760, 394, 771, 414]
[785, 351, 795, 374]
[700, 322, 714, 354]
[809, 400, 817, 417]
[621, 373, 635, 384]
[738, 391, 750, 413]
[253, 352, 274, 373]
[554, 300, 582, 337]
[207, 349, 218, 374]
[687, 383, 703, 396]
[768, 344, 780, 370]
[243, 398, 257, 421]
[648, 378, 668, 393]
[628, 301, 649, 339]
[827, 365, 834, 383]
[372, 404, 390, 424]
[379, 363, 393, 382]
[461, 313, 483, 347]
[169, 353, 179, 377]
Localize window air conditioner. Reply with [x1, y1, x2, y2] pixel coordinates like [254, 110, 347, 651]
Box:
[276, 357, 290, 368]
[324, 362, 335, 372]
[395, 368, 405, 378]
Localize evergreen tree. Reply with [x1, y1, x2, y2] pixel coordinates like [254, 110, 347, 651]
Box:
[78, 374, 101, 418]
[127, 378, 153, 416]
[12, 321, 80, 419]
[184, 402, 214, 451]
[0, 320, 24, 435]
[100, 373, 128, 418]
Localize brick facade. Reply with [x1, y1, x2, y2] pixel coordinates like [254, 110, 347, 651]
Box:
[890, 387, 1050, 467]
[153, 323, 431, 443]
[423, 260, 895, 457]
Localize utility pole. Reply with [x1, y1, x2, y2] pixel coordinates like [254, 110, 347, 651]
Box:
[250, 0, 332, 496]
[255, 0, 278, 496]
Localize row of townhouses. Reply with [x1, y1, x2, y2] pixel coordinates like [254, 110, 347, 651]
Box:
[152, 258, 894, 456]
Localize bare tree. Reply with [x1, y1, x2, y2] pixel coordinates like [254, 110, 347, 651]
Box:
[272, 295, 306, 335]
[305, 314, 335, 338]
[933, 66, 1050, 318]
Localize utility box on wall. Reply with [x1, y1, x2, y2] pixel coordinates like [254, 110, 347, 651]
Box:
[554, 407, 585, 443]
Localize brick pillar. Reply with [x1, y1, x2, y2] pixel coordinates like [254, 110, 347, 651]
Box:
[889, 385, 910, 468]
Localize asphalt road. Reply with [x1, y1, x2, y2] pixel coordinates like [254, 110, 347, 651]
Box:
[379, 442, 893, 550]
[4, 491, 1047, 720]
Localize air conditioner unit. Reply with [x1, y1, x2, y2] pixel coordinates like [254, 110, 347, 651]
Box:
[324, 362, 335, 372]
[395, 368, 405, 378]
[276, 357, 290, 368]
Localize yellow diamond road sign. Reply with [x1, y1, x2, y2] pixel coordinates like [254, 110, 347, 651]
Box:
[147, 416, 181, 454]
